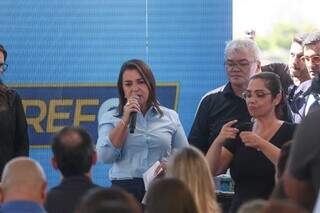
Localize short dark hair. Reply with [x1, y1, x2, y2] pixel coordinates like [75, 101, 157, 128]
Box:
[303, 31, 320, 46]
[0, 44, 7, 61]
[52, 126, 94, 177]
[76, 187, 142, 213]
[261, 63, 292, 94]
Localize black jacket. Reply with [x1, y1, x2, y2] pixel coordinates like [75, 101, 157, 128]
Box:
[0, 87, 29, 175]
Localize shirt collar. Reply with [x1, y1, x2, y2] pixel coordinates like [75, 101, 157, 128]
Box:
[145, 105, 159, 117]
[222, 82, 239, 98]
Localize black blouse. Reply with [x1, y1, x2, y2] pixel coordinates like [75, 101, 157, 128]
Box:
[224, 122, 295, 212]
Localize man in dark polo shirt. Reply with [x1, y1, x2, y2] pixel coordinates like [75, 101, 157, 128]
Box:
[188, 38, 261, 153]
[45, 126, 100, 213]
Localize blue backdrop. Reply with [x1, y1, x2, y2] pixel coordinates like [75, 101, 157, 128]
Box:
[0, 0, 232, 188]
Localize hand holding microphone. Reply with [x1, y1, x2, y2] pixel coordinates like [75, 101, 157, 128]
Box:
[123, 96, 140, 134]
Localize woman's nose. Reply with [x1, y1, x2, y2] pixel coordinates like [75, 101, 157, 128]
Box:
[131, 84, 139, 92]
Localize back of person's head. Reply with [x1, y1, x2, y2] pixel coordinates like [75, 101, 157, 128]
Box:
[51, 126, 96, 177]
[145, 178, 199, 213]
[277, 141, 292, 180]
[303, 31, 320, 46]
[261, 200, 307, 213]
[167, 146, 219, 213]
[225, 38, 261, 62]
[76, 187, 142, 213]
[261, 62, 293, 94]
[0, 44, 7, 61]
[237, 199, 267, 213]
[0, 157, 47, 204]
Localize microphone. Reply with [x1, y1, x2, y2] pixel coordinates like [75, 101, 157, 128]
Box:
[129, 112, 137, 134]
[128, 95, 139, 134]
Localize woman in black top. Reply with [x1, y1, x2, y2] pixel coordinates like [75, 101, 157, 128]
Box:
[206, 72, 295, 212]
[0, 44, 29, 176]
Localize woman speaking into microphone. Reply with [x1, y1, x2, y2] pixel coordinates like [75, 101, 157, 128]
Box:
[96, 59, 188, 202]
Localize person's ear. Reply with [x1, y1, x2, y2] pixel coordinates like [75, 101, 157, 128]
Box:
[40, 181, 47, 204]
[255, 60, 261, 73]
[274, 92, 282, 106]
[51, 157, 58, 170]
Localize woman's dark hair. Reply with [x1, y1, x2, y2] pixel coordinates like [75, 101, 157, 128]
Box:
[250, 71, 284, 119]
[117, 59, 163, 116]
[145, 178, 199, 213]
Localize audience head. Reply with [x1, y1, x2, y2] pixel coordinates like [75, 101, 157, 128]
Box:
[51, 126, 96, 178]
[237, 199, 267, 213]
[167, 146, 219, 213]
[117, 59, 162, 116]
[261, 200, 307, 213]
[302, 31, 320, 78]
[0, 157, 47, 204]
[289, 33, 310, 84]
[261, 62, 293, 94]
[145, 178, 199, 213]
[76, 187, 142, 213]
[243, 72, 283, 119]
[224, 38, 261, 90]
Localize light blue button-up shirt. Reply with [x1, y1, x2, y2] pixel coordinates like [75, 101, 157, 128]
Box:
[96, 106, 188, 180]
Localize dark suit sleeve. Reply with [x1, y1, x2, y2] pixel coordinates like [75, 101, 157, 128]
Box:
[13, 93, 29, 156]
[281, 97, 294, 123]
[188, 97, 210, 153]
[287, 111, 320, 181]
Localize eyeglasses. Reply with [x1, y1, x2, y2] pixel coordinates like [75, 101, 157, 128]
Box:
[242, 90, 272, 99]
[300, 55, 320, 64]
[224, 60, 256, 70]
[0, 63, 8, 72]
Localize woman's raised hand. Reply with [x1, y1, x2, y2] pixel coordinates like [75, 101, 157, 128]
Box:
[215, 120, 239, 145]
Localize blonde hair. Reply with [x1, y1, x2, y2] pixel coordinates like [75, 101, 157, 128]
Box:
[167, 146, 220, 213]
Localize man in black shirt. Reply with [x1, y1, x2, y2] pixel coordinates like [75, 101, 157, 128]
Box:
[188, 38, 261, 153]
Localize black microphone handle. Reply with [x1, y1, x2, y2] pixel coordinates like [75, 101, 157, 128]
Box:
[129, 112, 137, 134]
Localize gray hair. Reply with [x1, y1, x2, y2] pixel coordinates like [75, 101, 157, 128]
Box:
[225, 38, 261, 61]
[303, 31, 320, 46]
[292, 33, 309, 46]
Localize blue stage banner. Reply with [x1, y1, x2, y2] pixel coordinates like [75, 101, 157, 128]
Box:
[11, 83, 179, 146]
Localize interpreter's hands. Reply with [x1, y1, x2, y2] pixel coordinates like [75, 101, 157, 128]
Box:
[154, 161, 166, 178]
[122, 96, 141, 124]
[215, 120, 239, 145]
[239, 131, 264, 150]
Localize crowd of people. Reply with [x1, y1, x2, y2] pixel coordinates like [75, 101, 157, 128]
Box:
[0, 30, 320, 213]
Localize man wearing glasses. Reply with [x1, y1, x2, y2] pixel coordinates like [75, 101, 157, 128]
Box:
[0, 44, 29, 176]
[287, 33, 311, 123]
[188, 38, 261, 154]
[291, 31, 320, 121]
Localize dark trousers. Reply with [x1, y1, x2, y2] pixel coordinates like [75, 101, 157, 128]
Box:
[112, 178, 146, 202]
